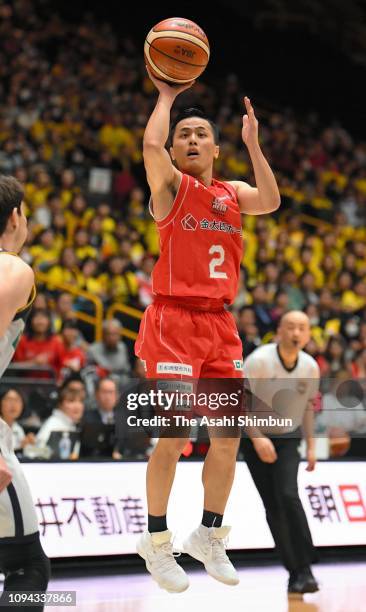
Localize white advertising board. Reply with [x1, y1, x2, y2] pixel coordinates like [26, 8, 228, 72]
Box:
[21, 461, 366, 558]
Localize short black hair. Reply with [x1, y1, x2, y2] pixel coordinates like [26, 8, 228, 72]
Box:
[57, 387, 84, 406]
[25, 308, 53, 340]
[170, 108, 219, 145]
[0, 175, 24, 236]
[0, 387, 25, 417]
[59, 372, 85, 393]
[95, 377, 118, 392]
[61, 318, 79, 331]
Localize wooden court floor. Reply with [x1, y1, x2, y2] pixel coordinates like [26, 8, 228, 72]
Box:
[38, 560, 366, 612]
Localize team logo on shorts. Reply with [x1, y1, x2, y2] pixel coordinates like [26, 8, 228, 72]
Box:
[233, 359, 244, 371]
[181, 214, 198, 231]
[157, 362, 193, 376]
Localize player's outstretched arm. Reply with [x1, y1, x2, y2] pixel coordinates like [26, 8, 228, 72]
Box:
[229, 97, 281, 215]
[0, 257, 34, 339]
[143, 67, 195, 218]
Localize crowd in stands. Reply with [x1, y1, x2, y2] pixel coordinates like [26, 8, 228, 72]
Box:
[1, 1, 366, 458]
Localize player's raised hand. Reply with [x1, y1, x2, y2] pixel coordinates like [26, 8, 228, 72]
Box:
[146, 65, 195, 99]
[242, 96, 259, 149]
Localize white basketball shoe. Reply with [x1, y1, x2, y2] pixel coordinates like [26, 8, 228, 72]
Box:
[137, 529, 189, 593]
[183, 524, 239, 585]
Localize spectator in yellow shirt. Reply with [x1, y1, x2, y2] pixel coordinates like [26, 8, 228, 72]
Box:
[74, 228, 98, 261]
[95, 202, 116, 234]
[77, 258, 106, 300]
[64, 194, 94, 243]
[51, 211, 67, 253]
[341, 280, 366, 312]
[47, 247, 83, 288]
[25, 169, 53, 210]
[60, 168, 80, 207]
[29, 228, 60, 271]
[100, 256, 138, 305]
[99, 113, 135, 157]
[52, 293, 76, 334]
[322, 254, 339, 288]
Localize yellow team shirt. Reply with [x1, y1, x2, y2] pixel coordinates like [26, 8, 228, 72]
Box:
[77, 275, 106, 298]
[29, 245, 60, 269]
[75, 245, 98, 261]
[341, 291, 366, 311]
[99, 124, 135, 156]
[46, 265, 83, 288]
[100, 272, 139, 303]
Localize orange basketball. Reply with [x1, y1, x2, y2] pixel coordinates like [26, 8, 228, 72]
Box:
[144, 17, 210, 84]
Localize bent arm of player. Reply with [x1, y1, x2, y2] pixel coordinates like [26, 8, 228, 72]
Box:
[229, 97, 281, 215]
[243, 355, 277, 463]
[0, 258, 34, 340]
[143, 67, 194, 219]
[302, 398, 316, 471]
[302, 370, 320, 471]
[0, 455, 12, 492]
[302, 393, 318, 471]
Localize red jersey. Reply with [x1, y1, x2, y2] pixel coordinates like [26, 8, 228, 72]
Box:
[14, 334, 64, 376]
[59, 345, 86, 373]
[150, 173, 243, 305]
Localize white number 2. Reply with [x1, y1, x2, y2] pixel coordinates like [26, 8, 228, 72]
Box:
[209, 245, 227, 279]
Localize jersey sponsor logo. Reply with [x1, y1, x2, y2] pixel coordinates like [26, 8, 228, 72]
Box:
[181, 213, 198, 231]
[212, 196, 230, 215]
[233, 359, 244, 371]
[157, 362, 193, 376]
[200, 218, 242, 234]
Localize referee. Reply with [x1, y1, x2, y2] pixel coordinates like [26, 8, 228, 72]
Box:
[242, 311, 320, 598]
[0, 176, 50, 611]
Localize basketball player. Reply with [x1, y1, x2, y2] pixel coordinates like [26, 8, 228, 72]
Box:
[135, 69, 280, 592]
[242, 311, 320, 597]
[0, 176, 50, 611]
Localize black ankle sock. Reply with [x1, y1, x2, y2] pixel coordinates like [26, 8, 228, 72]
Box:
[148, 514, 167, 533]
[202, 509, 223, 528]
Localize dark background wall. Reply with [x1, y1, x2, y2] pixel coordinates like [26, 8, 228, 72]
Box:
[45, 0, 366, 134]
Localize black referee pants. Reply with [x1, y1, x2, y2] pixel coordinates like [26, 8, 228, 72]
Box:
[0, 532, 50, 612]
[242, 435, 318, 572]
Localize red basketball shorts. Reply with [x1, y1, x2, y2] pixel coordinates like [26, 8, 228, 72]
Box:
[134, 298, 245, 426]
[135, 299, 244, 380]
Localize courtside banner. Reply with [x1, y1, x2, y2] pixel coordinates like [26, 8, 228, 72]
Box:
[21, 461, 366, 557]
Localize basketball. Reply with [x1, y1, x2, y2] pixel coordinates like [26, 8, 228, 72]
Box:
[144, 17, 210, 84]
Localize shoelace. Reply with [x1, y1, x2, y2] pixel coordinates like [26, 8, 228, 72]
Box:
[152, 539, 182, 572]
[208, 535, 230, 562]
